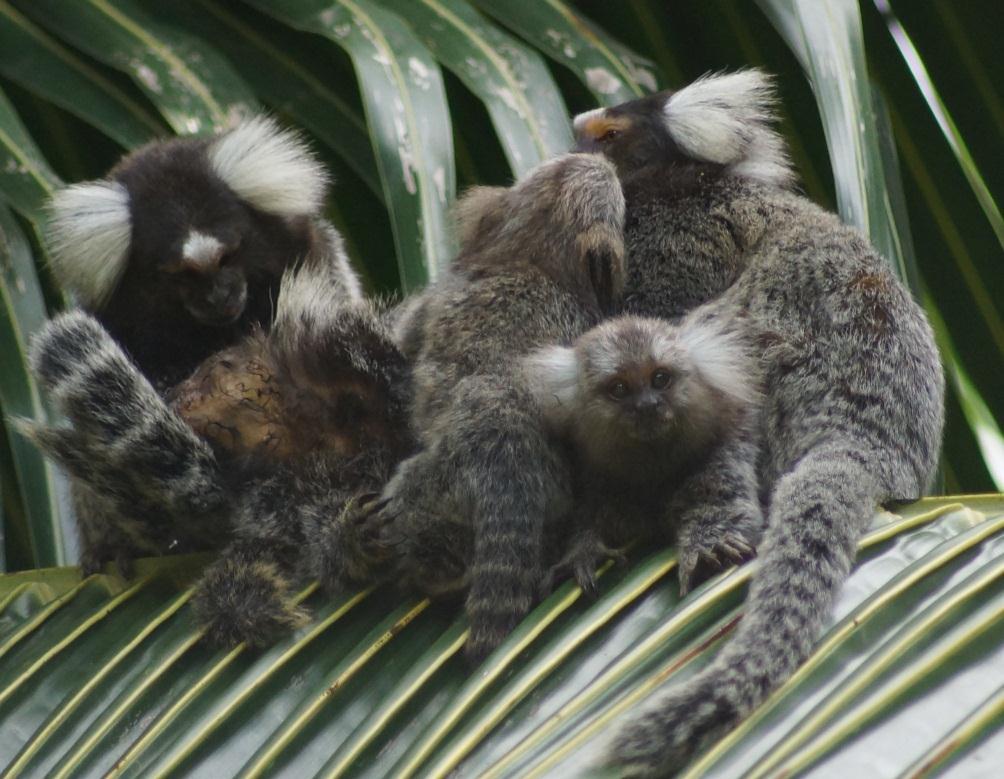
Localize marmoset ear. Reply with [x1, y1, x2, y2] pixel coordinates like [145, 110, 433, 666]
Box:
[522, 345, 580, 424]
[46, 180, 132, 308]
[675, 314, 762, 407]
[662, 69, 794, 187]
[209, 115, 328, 217]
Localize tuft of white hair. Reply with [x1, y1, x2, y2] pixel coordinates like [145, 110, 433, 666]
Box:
[663, 69, 794, 188]
[571, 107, 605, 135]
[522, 344, 580, 430]
[181, 231, 224, 268]
[209, 115, 328, 217]
[672, 314, 761, 407]
[46, 181, 132, 309]
[273, 236, 361, 353]
[318, 222, 363, 303]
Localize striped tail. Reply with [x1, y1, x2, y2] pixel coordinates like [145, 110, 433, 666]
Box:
[613, 439, 883, 775]
[20, 311, 228, 567]
[450, 377, 572, 663]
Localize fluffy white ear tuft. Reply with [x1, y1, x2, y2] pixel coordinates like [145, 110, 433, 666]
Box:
[273, 228, 361, 354]
[663, 69, 794, 188]
[572, 107, 606, 135]
[209, 115, 328, 217]
[45, 181, 132, 309]
[676, 314, 761, 408]
[522, 345, 580, 429]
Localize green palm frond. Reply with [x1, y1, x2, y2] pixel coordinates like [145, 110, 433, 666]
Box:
[1, 499, 1003, 775]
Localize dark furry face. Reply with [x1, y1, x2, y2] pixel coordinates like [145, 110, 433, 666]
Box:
[573, 91, 684, 177]
[113, 138, 308, 329]
[172, 265, 248, 326]
[587, 357, 682, 441]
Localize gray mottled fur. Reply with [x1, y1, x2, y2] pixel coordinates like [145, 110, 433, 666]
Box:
[573, 70, 945, 775]
[19, 311, 230, 574]
[370, 153, 626, 661]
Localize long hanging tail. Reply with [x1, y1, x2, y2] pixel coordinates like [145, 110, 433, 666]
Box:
[20, 312, 227, 547]
[613, 439, 884, 775]
[445, 376, 572, 663]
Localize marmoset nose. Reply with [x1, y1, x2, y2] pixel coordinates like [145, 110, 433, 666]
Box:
[633, 394, 660, 414]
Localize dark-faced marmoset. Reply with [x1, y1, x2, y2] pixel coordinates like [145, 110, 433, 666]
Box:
[25, 117, 364, 575]
[45, 115, 360, 392]
[572, 69, 944, 774]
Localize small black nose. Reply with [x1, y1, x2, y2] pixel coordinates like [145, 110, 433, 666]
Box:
[632, 394, 660, 414]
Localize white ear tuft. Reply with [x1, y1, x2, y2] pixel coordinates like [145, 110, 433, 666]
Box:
[663, 69, 794, 188]
[45, 181, 132, 308]
[522, 345, 580, 429]
[676, 314, 761, 407]
[209, 115, 328, 217]
[273, 228, 361, 353]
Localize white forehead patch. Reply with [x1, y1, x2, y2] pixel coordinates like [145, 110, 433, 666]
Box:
[209, 115, 328, 217]
[572, 107, 606, 134]
[46, 181, 132, 309]
[182, 231, 223, 268]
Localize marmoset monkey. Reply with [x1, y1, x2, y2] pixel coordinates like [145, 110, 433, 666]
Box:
[572, 70, 944, 774]
[361, 153, 626, 661]
[169, 263, 409, 469]
[179, 260, 415, 646]
[46, 115, 360, 392]
[524, 311, 763, 592]
[28, 117, 367, 574]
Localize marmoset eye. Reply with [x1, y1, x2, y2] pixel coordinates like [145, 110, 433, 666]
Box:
[607, 379, 631, 400]
[651, 369, 671, 389]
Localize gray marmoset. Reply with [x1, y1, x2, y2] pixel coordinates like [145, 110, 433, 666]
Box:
[45, 115, 360, 393]
[523, 311, 763, 593]
[572, 69, 945, 774]
[361, 153, 626, 662]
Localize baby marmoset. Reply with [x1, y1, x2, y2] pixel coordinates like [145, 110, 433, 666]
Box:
[525, 312, 763, 591]
[573, 69, 944, 774]
[361, 153, 626, 661]
[174, 258, 415, 647]
[169, 261, 410, 470]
